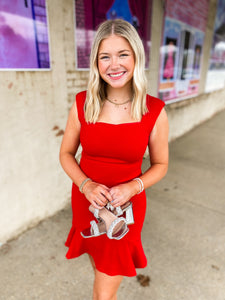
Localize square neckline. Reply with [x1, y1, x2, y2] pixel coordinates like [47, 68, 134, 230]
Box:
[94, 120, 142, 126]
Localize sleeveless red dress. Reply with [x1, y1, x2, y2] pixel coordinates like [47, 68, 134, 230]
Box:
[65, 91, 165, 277]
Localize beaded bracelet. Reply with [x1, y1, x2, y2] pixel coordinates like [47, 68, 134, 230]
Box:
[79, 178, 91, 193]
[133, 178, 144, 194]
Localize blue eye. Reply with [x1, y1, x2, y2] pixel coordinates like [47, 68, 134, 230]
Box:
[100, 56, 109, 60]
[120, 53, 128, 57]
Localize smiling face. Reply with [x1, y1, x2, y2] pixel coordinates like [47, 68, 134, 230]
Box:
[97, 35, 135, 91]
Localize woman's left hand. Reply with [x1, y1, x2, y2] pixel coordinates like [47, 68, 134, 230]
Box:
[109, 180, 140, 207]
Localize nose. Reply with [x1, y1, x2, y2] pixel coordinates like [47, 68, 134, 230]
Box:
[110, 56, 120, 69]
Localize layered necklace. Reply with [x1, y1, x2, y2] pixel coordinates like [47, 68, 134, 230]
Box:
[105, 97, 132, 107]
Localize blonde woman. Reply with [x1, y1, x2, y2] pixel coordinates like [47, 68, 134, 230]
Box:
[60, 19, 169, 300]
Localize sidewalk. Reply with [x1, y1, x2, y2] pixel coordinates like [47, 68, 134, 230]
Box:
[1, 109, 225, 300]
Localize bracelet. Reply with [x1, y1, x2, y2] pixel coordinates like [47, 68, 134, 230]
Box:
[79, 178, 91, 193]
[133, 178, 144, 194]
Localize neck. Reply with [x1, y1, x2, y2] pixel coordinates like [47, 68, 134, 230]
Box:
[106, 87, 133, 104]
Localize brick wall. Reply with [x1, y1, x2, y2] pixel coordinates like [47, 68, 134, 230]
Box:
[166, 0, 209, 32]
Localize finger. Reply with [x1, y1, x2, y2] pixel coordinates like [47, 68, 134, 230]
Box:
[109, 189, 117, 198]
[97, 190, 109, 202]
[91, 201, 103, 210]
[101, 190, 113, 202]
[110, 197, 120, 206]
[113, 199, 127, 207]
[95, 196, 106, 207]
[94, 196, 106, 207]
[113, 201, 123, 207]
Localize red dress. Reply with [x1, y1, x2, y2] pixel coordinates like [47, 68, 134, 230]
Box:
[65, 91, 165, 277]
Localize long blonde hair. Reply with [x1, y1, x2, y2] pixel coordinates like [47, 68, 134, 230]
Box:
[85, 19, 148, 123]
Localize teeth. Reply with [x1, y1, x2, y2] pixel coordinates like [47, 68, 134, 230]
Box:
[110, 72, 124, 78]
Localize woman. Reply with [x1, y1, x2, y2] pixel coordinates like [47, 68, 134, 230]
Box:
[60, 19, 169, 300]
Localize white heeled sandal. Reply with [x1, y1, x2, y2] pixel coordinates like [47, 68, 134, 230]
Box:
[81, 205, 129, 240]
[106, 202, 134, 225]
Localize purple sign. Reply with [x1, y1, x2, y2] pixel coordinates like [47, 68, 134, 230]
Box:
[0, 0, 50, 69]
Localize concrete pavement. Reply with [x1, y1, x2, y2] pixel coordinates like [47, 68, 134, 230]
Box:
[0, 109, 225, 300]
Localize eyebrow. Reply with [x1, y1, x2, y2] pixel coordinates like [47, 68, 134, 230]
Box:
[118, 50, 131, 53]
[98, 49, 131, 55]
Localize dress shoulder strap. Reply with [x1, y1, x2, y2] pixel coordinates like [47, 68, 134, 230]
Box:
[143, 94, 165, 133]
[75, 91, 87, 124]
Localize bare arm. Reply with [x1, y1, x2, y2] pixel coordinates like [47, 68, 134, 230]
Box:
[59, 100, 112, 208]
[59, 100, 86, 186]
[110, 108, 169, 206]
[139, 107, 169, 188]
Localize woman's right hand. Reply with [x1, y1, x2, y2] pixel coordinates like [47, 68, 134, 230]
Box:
[82, 181, 113, 209]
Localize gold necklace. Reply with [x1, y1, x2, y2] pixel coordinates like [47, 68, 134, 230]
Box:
[106, 97, 132, 106]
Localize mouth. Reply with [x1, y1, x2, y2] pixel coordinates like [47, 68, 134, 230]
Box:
[108, 71, 126, 79]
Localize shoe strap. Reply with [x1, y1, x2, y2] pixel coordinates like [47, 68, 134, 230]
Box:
[107, 217, 127, 239]
[93, 208, 99, 219]
[106, 203, 114, 211]
[115, 207, 123, 215]
[106, 203, 123, 216]
[90, 220, 100, 236]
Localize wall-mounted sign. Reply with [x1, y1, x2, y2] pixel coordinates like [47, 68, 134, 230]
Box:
[205, 0, 225, 92]
[0, 0, 50, 70]
[159, 0, 209, 103]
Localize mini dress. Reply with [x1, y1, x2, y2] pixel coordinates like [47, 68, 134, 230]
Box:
[65, 91, 165, 277]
